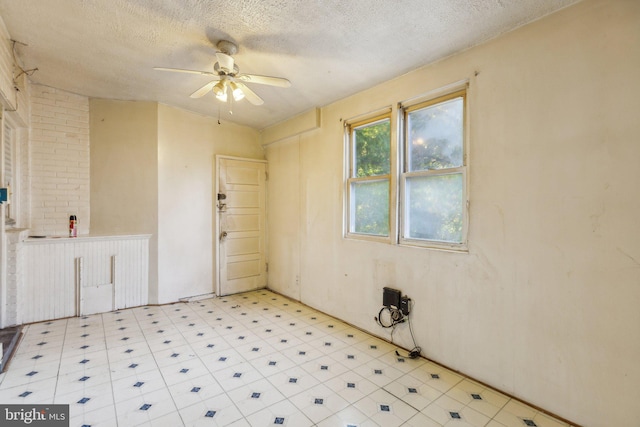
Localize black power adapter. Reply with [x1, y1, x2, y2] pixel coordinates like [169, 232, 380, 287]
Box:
[400, 296, 411, 316]
[383, 287, 401, 308]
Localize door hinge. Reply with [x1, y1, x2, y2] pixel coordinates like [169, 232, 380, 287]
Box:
[265, 262, 269, 272]
[265, 171, 269, 181]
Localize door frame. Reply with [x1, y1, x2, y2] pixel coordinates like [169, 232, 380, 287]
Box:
[214, 155, 268, 296]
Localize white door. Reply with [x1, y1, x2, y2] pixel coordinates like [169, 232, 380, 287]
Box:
[216, 156, 267, 296]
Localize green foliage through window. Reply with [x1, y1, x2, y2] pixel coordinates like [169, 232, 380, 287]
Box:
[354, 119, 390, 177]
[348, 117, 391, 237]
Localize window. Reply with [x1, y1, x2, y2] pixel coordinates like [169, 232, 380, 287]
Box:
[344, 86, 468, 250]
[400, 90, 467, 248]
[345, 113, 391, 239]
[2, 115, 15, 225]
[2, 113, 18, 227]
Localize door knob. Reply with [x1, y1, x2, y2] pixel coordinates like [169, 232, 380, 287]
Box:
[220, 231, 228, 241]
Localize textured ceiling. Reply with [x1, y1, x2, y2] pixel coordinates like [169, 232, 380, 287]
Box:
[0, 0, 578, 129]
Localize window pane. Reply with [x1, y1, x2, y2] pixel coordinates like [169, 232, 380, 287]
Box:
[405, 174, 463, 243]
[351, 180, 389, 236]
[407, 97, 463, 171]
[354, 119, 390, 177]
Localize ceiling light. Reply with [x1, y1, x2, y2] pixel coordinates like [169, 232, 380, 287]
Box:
[212, 80, 228, 102]
[229, 82, 245, 101]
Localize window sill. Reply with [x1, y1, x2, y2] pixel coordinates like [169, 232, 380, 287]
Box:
[399, 242, 468, 253]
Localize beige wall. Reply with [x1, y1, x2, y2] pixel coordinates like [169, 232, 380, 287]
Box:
[264, 136, 302, 300]
[264, 1, 640, 426]
[90, 101, 261, 304]
[90, 100, 160, 301]
[157, 104, 262, 304]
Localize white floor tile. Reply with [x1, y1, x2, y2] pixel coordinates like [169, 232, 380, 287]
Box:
[406, 361, 464, 393]
[108, 355, 158, 381]
[114, 387, 177, 426]
[69, 402, 118, 427]
[421, 394, 491, 427]
[300, 355, 350, 382]
[214, 362, 265, 391]
[403, 411, 446, 427]
[353, 357, 404, 387]
[265, 366, 321, 398]
[166, 373, 224, 409]
[151, 344, 198, 368]
[383, 372, 443, 411]
[110, 368, 168, 403]
[2, 289, 574, 427]
[245, 399, 314, 427]
[0, 360, 60, 388]
[323, 371, 379, 405]
[289, 382, 350, 424]
[54, 381, 115, 414]
[200, 348, 246, 372]
[234, 339, 279, 360]
[158, 358, 210, 386]
[178, 391, 246, 426]
[0, 376, 57, 404]
[226, 377, 287, 417]
[247, 352, 297, 377]
[445, 378, 510, 418]
[315, 404, 371, 427]
[139, 410, 185, 427]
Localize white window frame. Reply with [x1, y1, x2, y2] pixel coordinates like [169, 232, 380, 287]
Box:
[344, 109, 396, 243]
[399, 89, 469, 251]
[343, 83, 469, 252]
[1, 111, 21, 228]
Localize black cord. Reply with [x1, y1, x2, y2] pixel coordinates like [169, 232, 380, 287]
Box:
[376, 300, 422, 359]
[394, 299, 422, 359]
[376, 306, 404, 328]
[405, 299, 421, 358]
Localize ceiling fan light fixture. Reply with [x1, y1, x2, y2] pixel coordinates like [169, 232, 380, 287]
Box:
[229, 81, 245, 101]
[155, 39, 289, 110]
[212, 80, 228, 102]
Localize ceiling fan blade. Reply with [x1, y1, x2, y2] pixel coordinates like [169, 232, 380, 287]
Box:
[154, 67, 216, 76]
[215, 52, 235, 73]
[236, 82, 264, 105]
[190, 81, 217, 98]
[237, 74, 291, 88]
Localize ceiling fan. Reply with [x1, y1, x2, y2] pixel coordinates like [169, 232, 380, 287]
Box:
[154, 40, 290, 106]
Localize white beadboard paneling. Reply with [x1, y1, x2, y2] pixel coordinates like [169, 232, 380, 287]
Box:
[21, 240, 75, 324]
[114, 238, 149, 309]
[4, 229, 30, 327]
[19, 235, 149, 324]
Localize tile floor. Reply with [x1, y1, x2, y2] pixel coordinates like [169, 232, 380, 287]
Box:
[0, 290, 575, 427]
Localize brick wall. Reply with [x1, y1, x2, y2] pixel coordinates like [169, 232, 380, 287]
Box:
[30, 85, 90, 236]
